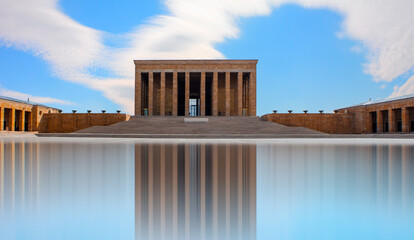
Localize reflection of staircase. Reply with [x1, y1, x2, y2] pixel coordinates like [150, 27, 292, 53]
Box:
[75, 116, 325, 136]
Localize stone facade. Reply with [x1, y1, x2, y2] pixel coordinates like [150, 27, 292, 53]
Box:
[0, 96, 60, 132]
[135, 60, 257, 117]
[38, 113, 130, 133]
[264, 95, 414, 134]
[336, 95, 414, 134]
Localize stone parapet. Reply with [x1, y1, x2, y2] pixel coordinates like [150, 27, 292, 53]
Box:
[262, 113, 355, 134]
[38, 113, 130, 133]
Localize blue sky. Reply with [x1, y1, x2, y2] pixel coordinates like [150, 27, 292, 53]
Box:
[0, 0, 413, 115]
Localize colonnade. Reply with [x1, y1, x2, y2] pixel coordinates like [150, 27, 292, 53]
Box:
[0, 107, 30, 132]
[372, 107, 413, 133]
[135, 71, 256, 117]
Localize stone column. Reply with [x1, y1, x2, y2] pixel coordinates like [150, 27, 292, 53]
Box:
[237, 72, 243, 116]
[0, 107, 4, 131]
[377, 110, 383, 133]
[148, 72, 154, 116]
[160, 72, 166, 116]
[135, 70, 142, 116]
[11, 108, 15, 131]
[184, 72, 190, 116]
[20, 110, 25, 131]
[185, 72, 190, 116]
[225, 72, 230, 116]
[200, 72, 206, 116]
[212, 72, 218, 116]
[173, 72, 178, 116]
[249, 71, 257, 116]
[388, 109, 395, 132]
[402, 107, 409, 133]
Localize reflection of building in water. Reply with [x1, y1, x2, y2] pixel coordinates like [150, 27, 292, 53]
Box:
[0, 141, 133, 220]
[135, 143, 257, 240]
[0, 141, 40, 213]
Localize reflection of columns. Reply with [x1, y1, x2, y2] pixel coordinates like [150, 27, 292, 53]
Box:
[237, 72, 242, 116]
[249, 145, 257, 239]
[402, 145, 408, 209]
[200, 145, 206, 240]
[185, 72, 190, 116]
[135, 71, 142, 116]
[20, 143, 25, 208]
[11, 108, 15, 131]
[160, 72, 166, 116]
[225, 145, 230, 239]
[184, 144, 190, 240]
[212, 72, 218, 116]
[135, 144, 142, 237]
[249, 71, 256, 116]
[173, 72, 178, 116]
[148, 72, 154, 116]
[402, 107, 409, 133]
[11, 142, 15, 210]
[225, 72, 230, 116]
[201, 72, 206, 116]
[0, 141, 4, 213]
[237, 145, 243, 237]
[160, 145, 166, 239]
[389, 109, 395, 132]
[172, 144, 178, 240]
[212, 144, 218, 239]
[148, 145, 154, 239]
[377, 110, 383, 133]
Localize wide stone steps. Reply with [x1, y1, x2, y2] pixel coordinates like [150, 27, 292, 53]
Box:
[76, 116, 324, 135]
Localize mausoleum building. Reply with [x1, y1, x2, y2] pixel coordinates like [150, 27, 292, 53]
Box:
[134, 60, 257, 117]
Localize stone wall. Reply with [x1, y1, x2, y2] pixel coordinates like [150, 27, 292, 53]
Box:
[38, 113, 130, 133]
[262, 113, 355, 134]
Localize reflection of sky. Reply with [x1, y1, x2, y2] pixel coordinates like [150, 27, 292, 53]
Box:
[0, 139, 414, 240]
[257, 143, 414, 240]
[0, 140, 135, 240]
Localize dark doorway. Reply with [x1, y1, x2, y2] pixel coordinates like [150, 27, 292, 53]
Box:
[15, 110, 22, 131]
[4, 108, 11, 131]
[189, 99, 200, 116]
[394, 109, 402, 132]
[381, 110, 388, 132]
[177, 73, 186, 116]
[25, 111, 31, 131]
[370, 112, 377, 133]
[189, 73, 201, 116]
[141, 73, 149, 115]
[205, 73, 213, 116]
[242, 73, 250, 116]
[411, 121, 414, 132]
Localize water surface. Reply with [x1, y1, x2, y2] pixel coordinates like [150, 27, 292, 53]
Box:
[0, 138, 413, 240]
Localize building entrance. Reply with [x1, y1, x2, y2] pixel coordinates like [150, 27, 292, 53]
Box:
[189, 99, 200, 116]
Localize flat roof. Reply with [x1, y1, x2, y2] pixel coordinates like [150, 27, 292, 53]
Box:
[134, 59, 258, 65]
[339, 93, 414, 109]
[0, 95, 60, 110]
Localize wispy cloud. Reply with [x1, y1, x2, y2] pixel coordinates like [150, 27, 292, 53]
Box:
[0, 0, 413, 113]
[0, 86, 73, 105]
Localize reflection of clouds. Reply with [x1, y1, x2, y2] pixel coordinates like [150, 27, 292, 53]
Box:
[135, 143, 257, 240]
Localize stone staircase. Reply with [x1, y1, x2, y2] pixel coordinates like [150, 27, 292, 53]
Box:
[76, 116, 324, 136]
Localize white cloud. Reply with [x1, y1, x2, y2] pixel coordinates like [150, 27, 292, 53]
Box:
[390, 75, 414, 97]
[0, 86, 73, 105]
[0, 0, 413, 113]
